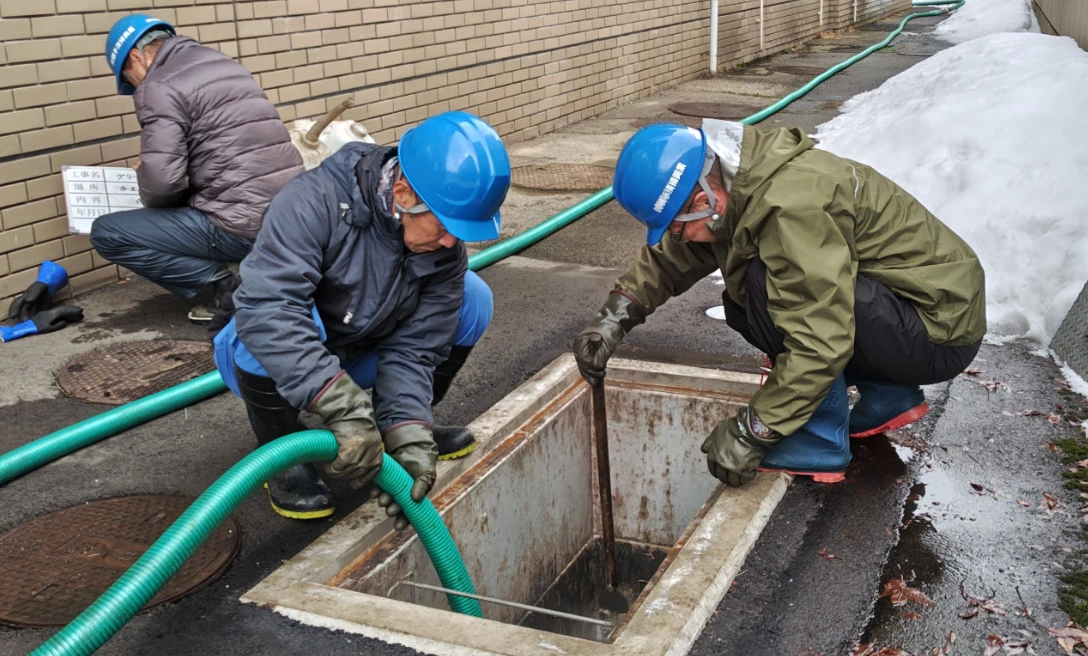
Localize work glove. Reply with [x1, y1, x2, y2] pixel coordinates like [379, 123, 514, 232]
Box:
[1, 305, 84, 343]
[573, 291, 646, 386]
[372, 424, 439, 531]
[700, 406, 781, 487]
[308, 372, 385, 490]
[8, 260, 69, 323]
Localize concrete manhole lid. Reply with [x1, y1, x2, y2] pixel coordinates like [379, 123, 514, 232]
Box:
[668, 102, 757, 121]
[511, 164, 614, 192]
[769, 65, 829, 76]
[57, 339, 215, 405]
[0, 495, 240, 627]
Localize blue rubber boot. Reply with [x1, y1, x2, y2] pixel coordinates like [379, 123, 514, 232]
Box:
[849, 381, 928, 438]
[758, 374, 851, 483]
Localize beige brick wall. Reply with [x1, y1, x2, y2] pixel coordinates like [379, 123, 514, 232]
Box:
[1034, 0, 1088, 49]
[0, 0, 909, 314]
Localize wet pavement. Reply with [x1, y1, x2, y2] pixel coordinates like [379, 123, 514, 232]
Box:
[2, 8, 1086, 656]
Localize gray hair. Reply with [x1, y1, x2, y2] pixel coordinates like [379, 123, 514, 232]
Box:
[135, 29, 172, 53]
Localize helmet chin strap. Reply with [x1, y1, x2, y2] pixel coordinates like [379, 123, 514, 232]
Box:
[392, 166, 431, 222]
[670, 151, 722, 232]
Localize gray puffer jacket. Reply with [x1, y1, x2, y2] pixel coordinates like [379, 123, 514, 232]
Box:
[133, 37, 302, 239]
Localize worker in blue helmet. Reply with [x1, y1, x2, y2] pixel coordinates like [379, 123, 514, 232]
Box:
[210, 111, 510, 523]
[574, 120, 985, 487]
[92, 15, 302, 323]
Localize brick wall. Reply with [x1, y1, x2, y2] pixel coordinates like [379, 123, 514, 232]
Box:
[0, 0, 909, 315]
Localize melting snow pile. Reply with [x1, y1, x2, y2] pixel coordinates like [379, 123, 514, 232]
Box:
[931, 0, 1038, 44]
[814, 32, 1088, 346]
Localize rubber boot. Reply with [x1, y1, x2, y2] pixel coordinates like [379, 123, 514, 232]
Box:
[849, 381, 928, 438]
[758, 374, 851, 483]
[431, 345, 479, 460]
[237, 368, 335, 519]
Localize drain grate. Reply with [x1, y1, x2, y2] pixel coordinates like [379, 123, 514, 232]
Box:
[668, 102, 757, 121]
[0, 495, 240, 627]
[769, 65, 830, 76]
[57, 339, 215, 405]
[511, 164, 614, 192]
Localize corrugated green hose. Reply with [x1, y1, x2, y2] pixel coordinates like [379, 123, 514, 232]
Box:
[0, 372, 225, 485]
[31, 438, 480, 656]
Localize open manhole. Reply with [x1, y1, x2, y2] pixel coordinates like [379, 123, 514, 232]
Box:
[770, 64, 832, 76]
[57, 339, 215, 405]
[668, 102, 757, 121]
[511, 164, 614, 192]
[0, 495, 240, 627]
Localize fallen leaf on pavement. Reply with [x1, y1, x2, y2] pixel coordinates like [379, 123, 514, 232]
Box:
[881, 577, 934, 607]
[851, 643, 913, 656]
[1049, 413, 1063, 426]
[964, 368, 983, 376]
[981, 599, 1007, 616]
[977, 380, 1005, 393]
[1021, 409, 1043, 417]
[971, 483, 985, 492]
[900, 611, 922, 621]
[818, 549, 838, 560]
[1048, 626, 1088, 654]
[1044, 493, 1067, 516]
[1002, 638, 1036, 654]
[947, 631, 956, 644]
[1018, 500, 1031, 507]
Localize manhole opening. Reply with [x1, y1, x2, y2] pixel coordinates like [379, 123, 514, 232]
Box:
[335, 371, 745, 644]
[57, 339, 215, 405]
[0, 495, 240, 627]
[511, 164, 614, 192]
[668, 102, 759, 121]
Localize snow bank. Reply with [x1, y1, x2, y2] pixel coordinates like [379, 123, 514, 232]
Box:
[932, 0, 1038, 44]
[815, 32, 1088, 346]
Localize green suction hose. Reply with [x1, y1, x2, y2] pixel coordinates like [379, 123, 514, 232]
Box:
[0, 372, 225, 485]
[32, 435, 480, 656]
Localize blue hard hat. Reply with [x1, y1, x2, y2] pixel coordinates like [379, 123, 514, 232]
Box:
[398, 111, 511, 242]
[613, 123, 709, 246]
[105, 14, 176, 95]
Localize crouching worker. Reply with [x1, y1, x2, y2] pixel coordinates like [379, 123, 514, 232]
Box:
[92, 15, 303, 323]
[574, 120, 985, 486]
[212, 112, 510, 521]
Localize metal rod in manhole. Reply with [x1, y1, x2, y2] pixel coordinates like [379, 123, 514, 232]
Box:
[392, 580, 617, 628]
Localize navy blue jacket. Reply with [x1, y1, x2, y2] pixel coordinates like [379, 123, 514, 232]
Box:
[233, 143, 467, 433]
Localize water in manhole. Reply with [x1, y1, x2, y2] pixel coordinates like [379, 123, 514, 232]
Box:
[57, 339, 215, 405]
[511, 164, 614, 192]
[668, 102, 757, 121]
[769, 65, 830, 76]
[0, 495, 240, 627]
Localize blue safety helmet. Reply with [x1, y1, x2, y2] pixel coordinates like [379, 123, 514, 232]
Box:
[613, 123, 719, 246]
[397, 111, 511, 242]
[105, 15, 176, 96]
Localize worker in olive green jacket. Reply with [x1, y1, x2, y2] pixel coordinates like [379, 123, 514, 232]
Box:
[574, 120, 985, 486]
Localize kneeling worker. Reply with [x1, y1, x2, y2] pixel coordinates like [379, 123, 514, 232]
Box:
[575, 120, 985, 486]
[213, 112, 509, 520]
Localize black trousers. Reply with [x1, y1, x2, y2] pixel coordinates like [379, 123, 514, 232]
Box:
[723, 259, 980, 386]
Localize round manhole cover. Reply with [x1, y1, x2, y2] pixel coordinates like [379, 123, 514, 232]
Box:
[631, 114, 703, 129]
[510, 164, 614, 192]
[769, 65, 829, 76]
[57, 339, 215, 405]
[0, 495, 240, 627]
[668, 102, 757, 121]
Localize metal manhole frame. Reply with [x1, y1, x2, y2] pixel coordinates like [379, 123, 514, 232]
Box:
[667, 102, 761, 121]
[56, 339, 216, 406]
[0, 494, 241, 628]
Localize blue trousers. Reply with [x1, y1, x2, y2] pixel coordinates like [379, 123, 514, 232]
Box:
[90, 206, 252, 299]
[214, 270, 493, 399]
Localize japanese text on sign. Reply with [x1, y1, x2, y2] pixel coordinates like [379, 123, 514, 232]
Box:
[62, 166, 144, 235]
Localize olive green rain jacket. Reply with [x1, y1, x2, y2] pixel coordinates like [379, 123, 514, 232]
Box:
[615, 126, 986, 436]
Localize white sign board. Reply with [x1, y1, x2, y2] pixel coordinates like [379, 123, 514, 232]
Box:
[62, 166, 144, 235]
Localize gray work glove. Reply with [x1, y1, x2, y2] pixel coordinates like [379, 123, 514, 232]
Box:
[573, 291, 646, 386]
[308, 372, 384, 490]
[701, 406, 781, 487]
[372, 424, 439, 531]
